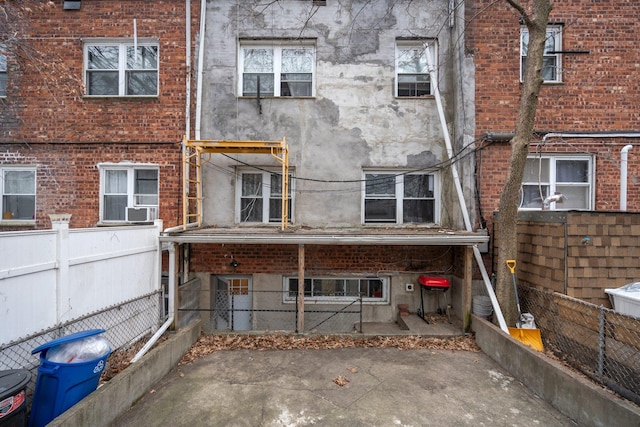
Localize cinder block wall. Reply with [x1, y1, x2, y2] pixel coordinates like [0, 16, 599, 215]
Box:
[494, 211, 640, 307]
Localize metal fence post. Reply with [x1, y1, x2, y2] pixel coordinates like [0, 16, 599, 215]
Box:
[359, 294, 363, 333]
[597, 306, 605, 378]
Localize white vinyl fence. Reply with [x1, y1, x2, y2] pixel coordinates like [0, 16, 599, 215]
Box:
[0, 217, 163, 346]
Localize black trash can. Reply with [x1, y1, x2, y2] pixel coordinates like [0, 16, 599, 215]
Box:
[0, 369, 31, 427]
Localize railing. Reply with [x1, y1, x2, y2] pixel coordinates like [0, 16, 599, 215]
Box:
[180, 289, 363, 334]
[518, 285, 640, 405]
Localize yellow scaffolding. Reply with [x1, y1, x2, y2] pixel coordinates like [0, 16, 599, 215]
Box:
[182, 137, 290, 230]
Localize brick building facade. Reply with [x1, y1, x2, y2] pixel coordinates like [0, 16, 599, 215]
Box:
[1, 0, 201, 230]
[468, 0, 640, 229]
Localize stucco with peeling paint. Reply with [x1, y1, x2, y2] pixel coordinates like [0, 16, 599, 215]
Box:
[199, 0, 475, 229]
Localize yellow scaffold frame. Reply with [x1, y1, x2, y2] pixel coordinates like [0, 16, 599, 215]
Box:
[182, 137, 290, 230]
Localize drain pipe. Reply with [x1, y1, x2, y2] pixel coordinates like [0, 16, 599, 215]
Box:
[425, 45, 509, 333]
[620, 145, 633, 211]
[131, 242, 177, 363]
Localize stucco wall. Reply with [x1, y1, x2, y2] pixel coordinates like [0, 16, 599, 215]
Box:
[199, 0, 474, 229]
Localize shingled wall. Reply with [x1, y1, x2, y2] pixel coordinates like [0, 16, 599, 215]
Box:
[493, 211, 640, 307]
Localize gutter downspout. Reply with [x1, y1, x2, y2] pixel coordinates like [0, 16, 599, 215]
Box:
[621, 145, 633, 211]
[131, 242, 176, 363]
[194, 0, 206, 140]
[425, 45, 509, 333]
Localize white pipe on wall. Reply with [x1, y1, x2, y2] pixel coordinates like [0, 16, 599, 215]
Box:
[621, 145, 633, 211]
[425, 44, 509, 333]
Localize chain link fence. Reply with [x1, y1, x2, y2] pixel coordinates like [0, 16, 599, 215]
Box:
[518, 285, 640, 405]
[0, 291, 164, 398]
[193, 289, 362, 334]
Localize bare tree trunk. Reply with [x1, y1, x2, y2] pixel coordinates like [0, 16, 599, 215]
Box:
[496, 0, 552, 326]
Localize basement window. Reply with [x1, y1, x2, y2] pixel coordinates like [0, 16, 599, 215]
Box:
[520, 155, 593, 210]
[284, 276, 387, 303]
[238, 40, 315, 97]
[84, 39, 159, 97]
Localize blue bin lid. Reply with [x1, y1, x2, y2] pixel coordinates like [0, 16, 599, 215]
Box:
[31, 329, 106, 355]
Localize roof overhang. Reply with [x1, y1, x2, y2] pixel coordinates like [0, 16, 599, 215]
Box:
[159, 227, 489, 246]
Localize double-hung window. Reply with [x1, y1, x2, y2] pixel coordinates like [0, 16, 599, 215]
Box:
[396, 40, 435, 97]
[284, 276, 387, 303]
[1, 167, 36, 222]
[99, 164, 159, 222]
[0, 46, 6, 97]
[521, 26, 562, 83]
[363, 172, 438, 224]
[237, 170, 293, 224]
[84, 39, 159, 96]
[520, 156, 593, 210]
[239, 41, 315, 97]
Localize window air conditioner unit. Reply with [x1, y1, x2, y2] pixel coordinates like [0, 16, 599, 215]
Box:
[126, 206, 158, 222]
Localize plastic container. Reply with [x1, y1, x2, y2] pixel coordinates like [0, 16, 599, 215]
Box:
[605, 282, 640, 318]
[0, 369, 31, 427]
[28, 330, 111, 427]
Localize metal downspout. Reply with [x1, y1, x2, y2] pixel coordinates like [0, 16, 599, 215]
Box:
[194, 0, 206, 140]
[425, 45, 509, 333]
[131, 242, 176, 363]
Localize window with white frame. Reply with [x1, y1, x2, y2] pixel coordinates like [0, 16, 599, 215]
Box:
[284, 276, 387, 302]
[84, 39, 159, 96]
[363, 172, 438, 224]
[99, 164, 159, 222]
[520, 156, 593, 210]
[238, 41, 315, 97]
[237, 170, 292, 224]
[1, 167, 36, 222]
[0, 46, 7, 97]
[521, 26, 562, 83]
[396, 40, 435, 97]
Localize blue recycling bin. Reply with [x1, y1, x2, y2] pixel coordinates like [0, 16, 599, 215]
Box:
[28, 330, 111, 427]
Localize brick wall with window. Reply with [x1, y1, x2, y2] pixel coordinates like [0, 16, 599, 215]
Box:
[0, 0, 201, 229]
[0, 144, 181, 230]
[468, 0, 640, 231]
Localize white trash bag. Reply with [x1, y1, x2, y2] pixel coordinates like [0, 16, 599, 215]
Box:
[46, 335, 111, 363]
[520, 313, 537, 329]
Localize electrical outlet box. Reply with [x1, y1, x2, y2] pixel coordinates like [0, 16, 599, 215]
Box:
[405, 283, 414, 292]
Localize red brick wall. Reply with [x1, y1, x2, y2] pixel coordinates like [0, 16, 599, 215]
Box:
[468, 0, 640, 228]
[1, 0, 201, 230]
[0, 143, 182, 229]
[190, 244, 458, 277]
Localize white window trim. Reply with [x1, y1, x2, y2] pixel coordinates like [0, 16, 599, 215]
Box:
[83, 38, 159, 97]
[98, 163, 159, 223]
[520, 26, 562, 83]
[0, 166, 36, 223]
[237, 40, 316, 98]
[235, 168, 294, 225]
[362, 170, 440, 225]
[0, 46, 7, 98]
[395, 39, 437, 97]
[283, 276, 388, 304]
[519, 155, 594, 210]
